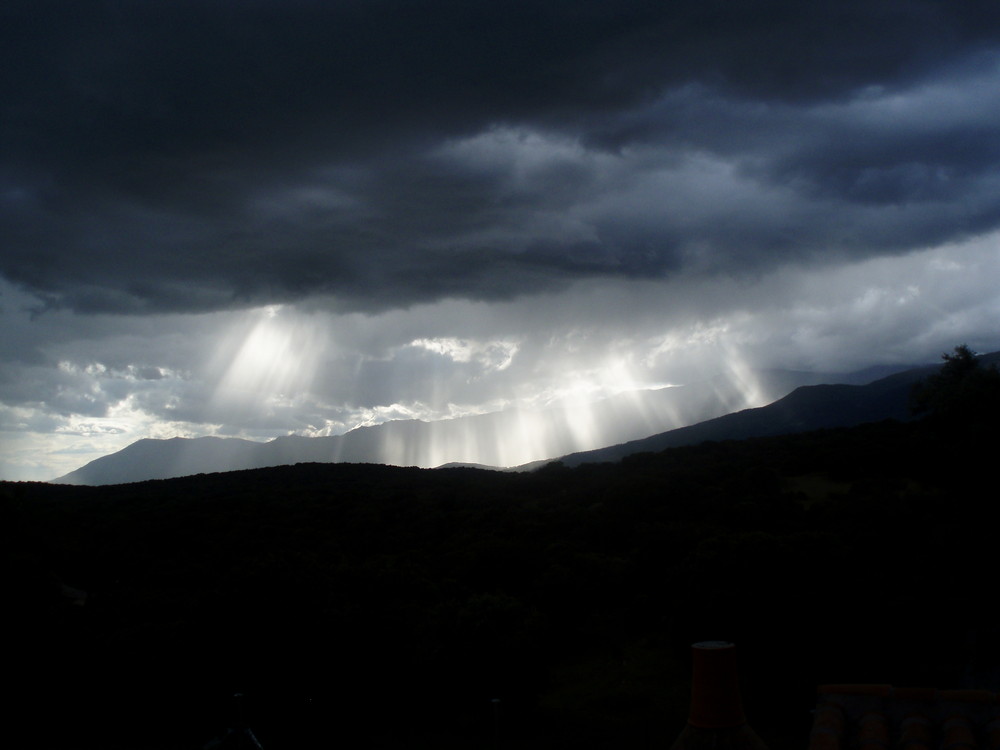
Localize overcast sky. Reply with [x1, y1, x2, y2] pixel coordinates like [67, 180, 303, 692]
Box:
[3, 1, 1000, 480]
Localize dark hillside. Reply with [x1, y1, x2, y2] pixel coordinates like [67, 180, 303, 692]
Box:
[4, 403, 998, 748]
[553, 362, 937, 467]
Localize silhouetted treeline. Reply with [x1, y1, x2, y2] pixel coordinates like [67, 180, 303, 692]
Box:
[3, 402, 997, 748]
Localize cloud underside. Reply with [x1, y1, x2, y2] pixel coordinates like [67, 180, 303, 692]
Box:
[3, 2, 1000, 313]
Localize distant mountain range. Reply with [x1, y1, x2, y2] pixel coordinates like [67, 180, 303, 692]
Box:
[52, 358, 970, 486]
[549, 350, 1000, 467]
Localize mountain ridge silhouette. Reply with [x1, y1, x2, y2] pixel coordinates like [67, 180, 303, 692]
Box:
[51, 360, 955, 485]
[543, 350, 1000, 468]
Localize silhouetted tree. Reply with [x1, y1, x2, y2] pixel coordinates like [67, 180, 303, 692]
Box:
[911, 344, 1000, 426]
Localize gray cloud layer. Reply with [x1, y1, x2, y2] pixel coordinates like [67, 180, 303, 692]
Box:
[4, 1, 1000, 313]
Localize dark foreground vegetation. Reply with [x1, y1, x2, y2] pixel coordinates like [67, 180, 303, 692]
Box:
[5, 351, 999, 749]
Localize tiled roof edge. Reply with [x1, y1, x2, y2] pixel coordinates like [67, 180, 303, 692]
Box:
[817, 686, 1000, 703]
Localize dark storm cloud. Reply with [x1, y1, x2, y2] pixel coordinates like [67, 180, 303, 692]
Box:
[3, 0, 1000, 314]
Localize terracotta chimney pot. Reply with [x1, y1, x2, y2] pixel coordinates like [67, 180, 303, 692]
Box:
[670, 642, 769, 750]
